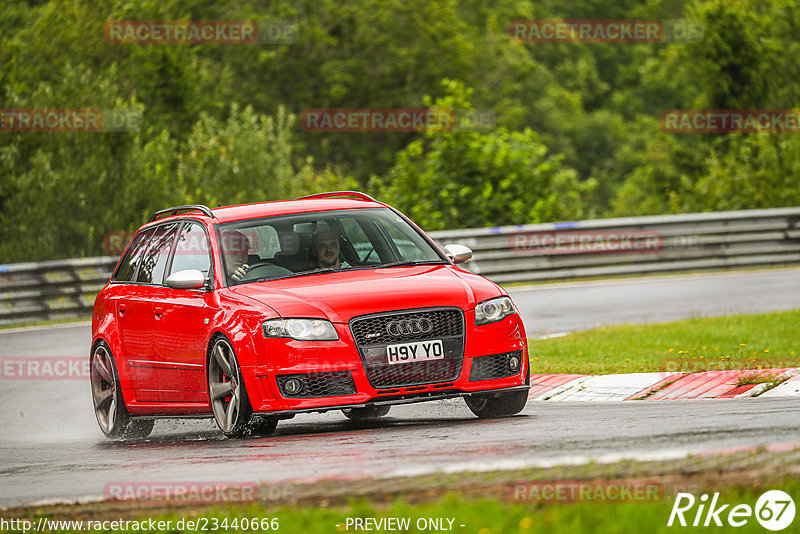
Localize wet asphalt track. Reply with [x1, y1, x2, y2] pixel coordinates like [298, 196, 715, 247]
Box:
[1, 268, 799, 507]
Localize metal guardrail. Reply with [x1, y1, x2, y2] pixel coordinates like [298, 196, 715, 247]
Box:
[1, 208, 799, 326]
[0, 257, 119, 326]
[429, 207, 800, 283]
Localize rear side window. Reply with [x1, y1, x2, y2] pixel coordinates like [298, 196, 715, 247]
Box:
[112, 229, 154, 282]
[136, 223, 179, 284]
[168, 223, 212, 279]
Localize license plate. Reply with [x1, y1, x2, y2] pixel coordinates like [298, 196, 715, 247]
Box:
[386, 339, 444, 365]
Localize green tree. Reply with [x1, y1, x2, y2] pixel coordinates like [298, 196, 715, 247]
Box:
[375, 81, 596, 230]
[690, 134, 800, 211]
[0, 97, 331, 261]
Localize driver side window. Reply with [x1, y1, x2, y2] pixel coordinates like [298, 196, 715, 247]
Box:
[168, 223, 211, 280]
[340, 218, 375, 263]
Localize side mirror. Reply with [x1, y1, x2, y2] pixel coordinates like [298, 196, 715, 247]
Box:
[165, 269, 207, 290]
[443, 244, 473, 264]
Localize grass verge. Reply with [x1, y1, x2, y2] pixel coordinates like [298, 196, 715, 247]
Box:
[3, 448, 798, 533]
[528, 309, 800, 375]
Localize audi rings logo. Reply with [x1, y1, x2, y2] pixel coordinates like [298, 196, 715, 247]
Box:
[386, 318, 434, 337]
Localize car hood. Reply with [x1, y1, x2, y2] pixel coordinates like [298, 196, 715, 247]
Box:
[228, 265, 502, 322]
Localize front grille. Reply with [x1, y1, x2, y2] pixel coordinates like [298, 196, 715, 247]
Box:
[351, 308, 463, 345]
[276, 371, 356, 398]
[470, 351, 523, 381]
[350, 308, 465, 388]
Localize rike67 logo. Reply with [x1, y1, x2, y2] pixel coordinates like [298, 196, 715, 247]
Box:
[668, 490, 795, 531]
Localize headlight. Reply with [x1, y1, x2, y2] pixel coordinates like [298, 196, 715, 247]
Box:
[474, 296, 516, 325]
[262, 318, 338, 340]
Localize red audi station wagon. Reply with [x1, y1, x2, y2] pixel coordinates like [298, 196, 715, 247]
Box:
[91, 192, 529, 439]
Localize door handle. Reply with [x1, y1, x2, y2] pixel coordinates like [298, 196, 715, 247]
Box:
[154, 306, 163, 317]
[118, 303, 126, 316]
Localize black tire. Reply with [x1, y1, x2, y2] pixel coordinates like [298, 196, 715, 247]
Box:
[207, 335, 255, 438]
[464, 389, 528, 419]
[247, 417, 279, 436]
[90, 341, 154, 440]
[124, 419, 156, 439]
[342, 405, 391, 420]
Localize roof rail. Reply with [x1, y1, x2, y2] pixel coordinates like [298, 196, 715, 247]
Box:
[149, 204, 216, 222]
[295, 191, 378, 202]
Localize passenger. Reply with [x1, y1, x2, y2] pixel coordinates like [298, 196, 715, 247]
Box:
[310, 231, 350, 269]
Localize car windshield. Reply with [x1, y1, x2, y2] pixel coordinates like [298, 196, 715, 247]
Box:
[218, 208, 446, 285]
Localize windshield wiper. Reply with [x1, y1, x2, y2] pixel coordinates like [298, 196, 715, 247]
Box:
[253, 262, 443, 282]
[375, 260, 446, 268]
[255, 268, 335, 282]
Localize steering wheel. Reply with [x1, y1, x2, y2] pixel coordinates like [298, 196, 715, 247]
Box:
[239, 262, 292, 280]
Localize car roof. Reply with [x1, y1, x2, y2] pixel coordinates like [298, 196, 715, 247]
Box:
[213, 198, 385, 223]
[147, 197, 387, 227]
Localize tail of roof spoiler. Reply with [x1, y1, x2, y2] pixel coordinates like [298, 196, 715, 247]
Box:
[149, 204, 215, 222]
[294, 191, 377, 202]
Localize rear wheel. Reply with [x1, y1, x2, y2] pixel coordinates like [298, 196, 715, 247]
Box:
[342, 405, 390, 420]
[208, 336, 256, 438]
[464, 389, 528, 419]
[90, 341, 154, 440]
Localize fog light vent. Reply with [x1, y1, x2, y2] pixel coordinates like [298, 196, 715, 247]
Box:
[276, 371, 356, 398]
[283, 378, 302, 395]
[470, 351, 524, 381]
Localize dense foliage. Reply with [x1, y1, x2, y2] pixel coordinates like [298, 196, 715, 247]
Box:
[1, 0, 798, 261]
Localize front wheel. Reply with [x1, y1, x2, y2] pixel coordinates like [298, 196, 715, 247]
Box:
[464, 389, 528, 419]
[90, 341, 154, 440]
[249, 417, 279, 436]
[208, 336, 255, 438]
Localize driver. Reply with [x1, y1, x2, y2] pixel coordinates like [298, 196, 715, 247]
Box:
[310, 231, 349, 269]
[221, 230, 250, 281]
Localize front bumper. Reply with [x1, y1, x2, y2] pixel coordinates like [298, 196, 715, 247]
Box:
[252, 385, 530, 418]
[241, 308, 529, 415]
